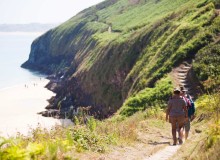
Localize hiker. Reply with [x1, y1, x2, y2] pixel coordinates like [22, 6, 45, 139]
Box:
[180, 87, 195, 140]
[166, 88, 188, 145]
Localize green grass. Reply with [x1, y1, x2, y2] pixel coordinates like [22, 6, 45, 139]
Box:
[34, 0, 220, 118]
[193, 43, 220, 91]
[0, 122, 113, 159]
[26, 0, 220, 139]
[97, 0, 195, 32]
[119, 76, 173, 116]
[124, 2, 218, 93]
[77, 0, 218, 113]
[0, 107, 168, 159]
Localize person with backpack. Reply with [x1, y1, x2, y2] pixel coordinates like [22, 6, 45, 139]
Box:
[166, 88, 188, 145]
[180, 87, 196, 140]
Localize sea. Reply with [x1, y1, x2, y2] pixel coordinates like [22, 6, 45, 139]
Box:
[0, 32, 72, 137]
[0, 32, 45, 89]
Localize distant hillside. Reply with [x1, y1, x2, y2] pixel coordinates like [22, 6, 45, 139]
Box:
[0, 23, 58, 32]
[22, 0, 220, 119]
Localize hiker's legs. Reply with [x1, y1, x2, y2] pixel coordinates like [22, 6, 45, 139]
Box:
[170, 117, 177, 144]
[177, 116, 185, 144]
[179, 126, 184, 140]
[171, 123, 177, 144]
[185, 118, 190, 139]
[182, 126, 185, 139]
[176, 123, 180, 140]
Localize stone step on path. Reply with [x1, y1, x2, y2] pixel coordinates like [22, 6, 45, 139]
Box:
[177, 77, 186, 80]
[171, 60, 198, 98]
[145, 145, 181, 160]
[179, 79, 188, 83]
[178, 74, 186, 77]
[178, 73, 186, 76]
[176, 62, 197, 98]
[178, 77, 186, 80]
[178, 76, 186, 80]
[178, 69, 188, 73]
[182, 66, 191, 69]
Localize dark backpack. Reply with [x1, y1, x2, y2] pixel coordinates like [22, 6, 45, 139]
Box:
[185, 94, 195, 117]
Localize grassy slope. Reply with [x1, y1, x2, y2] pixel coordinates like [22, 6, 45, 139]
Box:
[119, 1, 220, 116]
[76, 0, 220, 115]
[24, 0, 220, 115]
[193, 42, 220, 91]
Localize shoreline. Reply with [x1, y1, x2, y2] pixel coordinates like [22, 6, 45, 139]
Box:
[0, 78, 72, 137]
[0, 76, 48, 91]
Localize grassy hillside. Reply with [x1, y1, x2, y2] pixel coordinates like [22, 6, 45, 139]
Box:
[22, 0, 220, 117]
[194, 43, 220, 91]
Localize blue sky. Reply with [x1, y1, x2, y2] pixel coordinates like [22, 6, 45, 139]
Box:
[0, 0, 104, 24]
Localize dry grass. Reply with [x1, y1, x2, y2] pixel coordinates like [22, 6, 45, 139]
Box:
[83, 109, 172, 159]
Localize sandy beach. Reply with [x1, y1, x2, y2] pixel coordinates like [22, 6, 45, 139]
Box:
[0, 78, 72, 137]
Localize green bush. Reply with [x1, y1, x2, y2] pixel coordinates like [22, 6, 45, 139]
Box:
[120, 76, 173, 116]
[0, 123, 117, 159]
[194, 44, 220, 90]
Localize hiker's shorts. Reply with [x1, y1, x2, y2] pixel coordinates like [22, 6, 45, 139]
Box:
[169, 115, 185, 129]
[185, 118, 191, 132]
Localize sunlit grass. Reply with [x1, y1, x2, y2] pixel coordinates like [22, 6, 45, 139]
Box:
[0, 107, 167, 159]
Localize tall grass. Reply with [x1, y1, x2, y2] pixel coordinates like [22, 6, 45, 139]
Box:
[0, 106, 166, 159]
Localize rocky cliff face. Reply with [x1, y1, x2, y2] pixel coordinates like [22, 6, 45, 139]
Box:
[22, 0, 220, 118]
[22, 22, 97, 74]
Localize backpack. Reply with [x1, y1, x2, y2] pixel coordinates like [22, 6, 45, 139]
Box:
[185, 94, 195, 118]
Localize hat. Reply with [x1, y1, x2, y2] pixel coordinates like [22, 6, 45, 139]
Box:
[173, 88, 181, 94]
[180, 86, 187, 92]
[173, 88, 180, 92]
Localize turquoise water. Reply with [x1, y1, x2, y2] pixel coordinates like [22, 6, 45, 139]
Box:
[0, 32, 45, 89]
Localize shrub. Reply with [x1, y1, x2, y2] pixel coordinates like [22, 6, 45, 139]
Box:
[193, 44, 220, 91]
[120, 76, 173, 116]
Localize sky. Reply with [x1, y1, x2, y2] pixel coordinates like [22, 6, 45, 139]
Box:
[0, 0, 104, 24]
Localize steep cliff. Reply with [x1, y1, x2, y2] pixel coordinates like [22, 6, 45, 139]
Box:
[22, 0, 220, 118]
